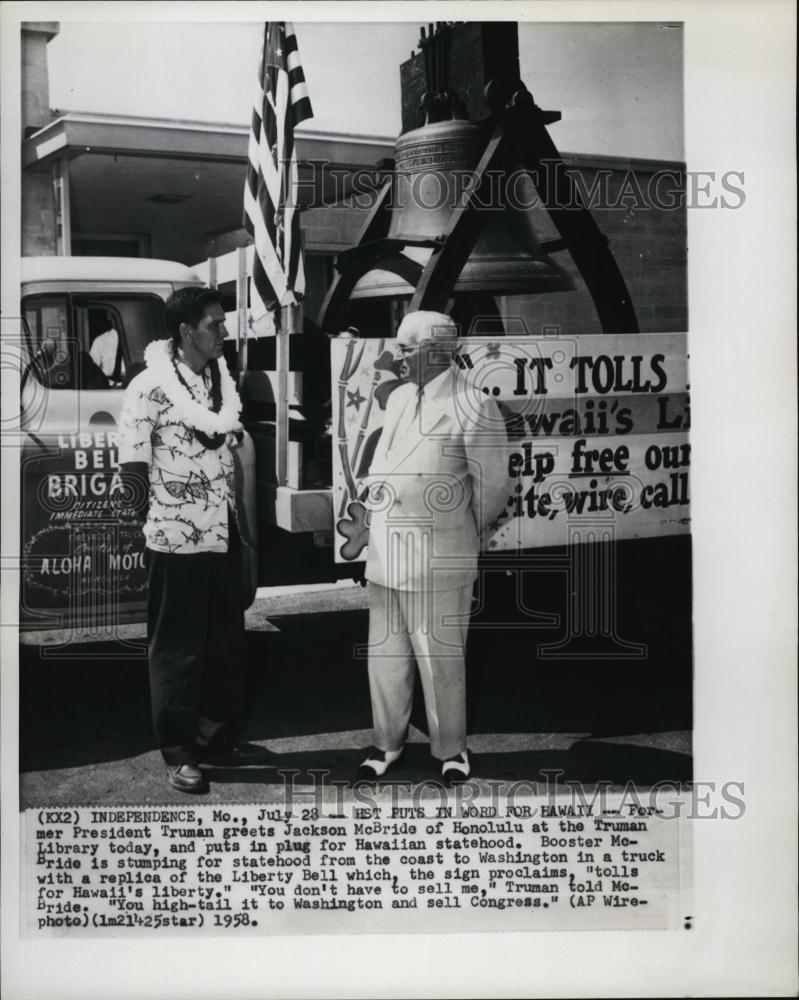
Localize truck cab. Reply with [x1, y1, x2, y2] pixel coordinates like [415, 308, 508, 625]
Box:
[19, 256, 206, 631]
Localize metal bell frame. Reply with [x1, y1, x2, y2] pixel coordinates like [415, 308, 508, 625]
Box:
[320, 75, 640, 337]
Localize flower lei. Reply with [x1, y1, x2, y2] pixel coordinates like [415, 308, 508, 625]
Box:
[143, 339, 242, 449]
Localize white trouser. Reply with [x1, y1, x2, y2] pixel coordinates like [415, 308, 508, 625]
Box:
[366, 581, 473, 761]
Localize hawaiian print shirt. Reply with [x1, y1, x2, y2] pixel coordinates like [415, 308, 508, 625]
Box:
[119, 362, 235, 554]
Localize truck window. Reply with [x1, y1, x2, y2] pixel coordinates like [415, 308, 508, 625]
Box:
[21, 296, 92, 391]
[79, 304, 127, 387]
[22, 293, 168, 390]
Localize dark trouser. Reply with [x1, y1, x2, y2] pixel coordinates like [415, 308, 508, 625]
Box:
[147, 517, 246, 765]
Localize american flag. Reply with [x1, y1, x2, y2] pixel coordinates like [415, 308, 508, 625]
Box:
[244, 22, 313, 316]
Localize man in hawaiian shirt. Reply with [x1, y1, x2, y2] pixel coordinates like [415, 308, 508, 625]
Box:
[119, 286, 270, 793]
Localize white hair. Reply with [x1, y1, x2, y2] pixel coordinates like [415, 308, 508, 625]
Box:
[396, 310, 459, 344]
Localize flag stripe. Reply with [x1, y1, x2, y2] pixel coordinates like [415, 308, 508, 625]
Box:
[244, 185, 287, 305]
[243, 21, 313, 313]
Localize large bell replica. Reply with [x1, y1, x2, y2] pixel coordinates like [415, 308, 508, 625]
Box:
[320, 22, 638, 337]
[348, 116, 575, 302]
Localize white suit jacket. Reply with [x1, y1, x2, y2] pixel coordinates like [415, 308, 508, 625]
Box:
[364, 368, 510, 593]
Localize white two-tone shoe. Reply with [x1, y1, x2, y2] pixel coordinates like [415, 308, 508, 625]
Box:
[442, 750, 470, 785]
[356, 747, 403, 781]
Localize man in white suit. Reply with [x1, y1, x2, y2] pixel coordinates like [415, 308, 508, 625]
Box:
[358, 311, 510, 783]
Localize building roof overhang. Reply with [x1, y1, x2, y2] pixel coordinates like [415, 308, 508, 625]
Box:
[23, 112, 396, 172]
[21, 112, 396, 262]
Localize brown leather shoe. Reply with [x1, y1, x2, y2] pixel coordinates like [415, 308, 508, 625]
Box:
[168, 763, 209, 793]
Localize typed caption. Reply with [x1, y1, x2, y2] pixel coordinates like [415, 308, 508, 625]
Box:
[26, 790, 693, 935]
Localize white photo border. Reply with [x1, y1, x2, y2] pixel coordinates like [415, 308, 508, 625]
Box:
[1, 1, 796, 998]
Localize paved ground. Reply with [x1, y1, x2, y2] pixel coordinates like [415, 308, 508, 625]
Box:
[19, 580, 693, 807]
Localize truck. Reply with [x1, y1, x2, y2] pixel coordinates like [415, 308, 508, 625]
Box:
[18, 251, 365, 633]
[18, 21, 690, 645]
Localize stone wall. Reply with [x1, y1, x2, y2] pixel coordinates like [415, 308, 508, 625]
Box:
[505, 154, 688, 336]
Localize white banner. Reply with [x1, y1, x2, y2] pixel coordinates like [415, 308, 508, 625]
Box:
[331, 334, 690, 563]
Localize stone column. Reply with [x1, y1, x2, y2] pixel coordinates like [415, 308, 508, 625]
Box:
[21, 22, 60, 256]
